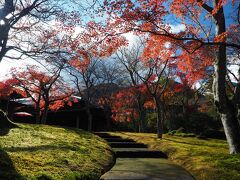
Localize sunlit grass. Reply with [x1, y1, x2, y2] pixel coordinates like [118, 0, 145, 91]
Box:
[110, 132, 240, 180]
[0, 124, 114, 179]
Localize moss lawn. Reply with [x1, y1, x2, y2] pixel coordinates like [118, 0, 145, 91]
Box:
[0, 124, 114, 180]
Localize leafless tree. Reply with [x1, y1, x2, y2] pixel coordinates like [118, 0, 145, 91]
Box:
[67, 57, 99, 131]
[115, 40, 148, 132]
[0, 0, 59, 62]
[92, 59, 124, 130]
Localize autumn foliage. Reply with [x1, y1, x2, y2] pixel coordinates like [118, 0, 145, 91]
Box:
[5, 65, 73, 124]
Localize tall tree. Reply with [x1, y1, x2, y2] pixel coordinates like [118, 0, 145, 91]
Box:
[137, 58, 171, 138]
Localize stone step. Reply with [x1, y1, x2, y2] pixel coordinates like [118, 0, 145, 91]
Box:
[110, 142, 147, 148]
[98, 135, 121, 139]
[115, 149, 167, 158]
[94, 132, 110, 136]
[100, 135, 122, 139]
[113, 148, 148, 151]
[94, 133, 121, 139]
[104, 138, 135, 143]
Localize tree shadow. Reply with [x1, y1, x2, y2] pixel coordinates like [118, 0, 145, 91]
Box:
[0, 128, 11, 136]
[0, 110, 18, 136]
[0, 149, 22, 179]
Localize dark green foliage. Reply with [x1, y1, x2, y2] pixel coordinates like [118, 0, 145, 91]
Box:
[164, 111, 222, 137]
[112, 121, 138, 132]
[187, 112, 219, 134]
[145, 112, 157, 132]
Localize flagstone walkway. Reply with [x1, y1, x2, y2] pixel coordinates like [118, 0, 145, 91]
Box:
[95, 132, 195, 180]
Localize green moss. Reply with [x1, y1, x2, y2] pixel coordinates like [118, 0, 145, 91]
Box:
[110, 132, 240, 180]
[0, 124, 114, 180]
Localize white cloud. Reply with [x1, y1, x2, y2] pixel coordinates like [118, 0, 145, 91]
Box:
[73, 26, 85, 37]
[228, 65, 239, 83]
[0, 57, 47, 81]
[0, 59, 23, 80]
[123, 32, 139, 47]
[123, 24, 186, 48]
[227, 55, 239, 83]
[169, 24, 186, 34]
[6, 13, 13, 19]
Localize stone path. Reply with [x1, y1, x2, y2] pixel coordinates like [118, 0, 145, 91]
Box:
[95, 132, 195, 180]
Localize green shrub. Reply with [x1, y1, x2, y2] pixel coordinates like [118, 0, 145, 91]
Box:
[176, 127, 185, 133]
[167, 129, 196, 137]
[145, 112, 157, 132]
[168, 111, 222, 135]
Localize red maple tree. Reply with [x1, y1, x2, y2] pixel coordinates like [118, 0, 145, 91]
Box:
[7, 65, 73, 124]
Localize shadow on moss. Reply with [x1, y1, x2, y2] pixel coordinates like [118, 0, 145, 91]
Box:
[0, 110, 18, 136]
[0, 149, 22, 179]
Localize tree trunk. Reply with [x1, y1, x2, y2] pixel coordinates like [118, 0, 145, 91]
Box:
[35, 108, 41, 124]
[86, 103, 93, 132]
[76, 115, 80, 128]
[41, 106, 49, 125]
[154, 98, 163, 138]
[137, 100, 146, 133]
[234, 69, 240, 126]
[213, 51, 240, 154]
[220, 109, 240, 154]
[212, 2, 240, 154]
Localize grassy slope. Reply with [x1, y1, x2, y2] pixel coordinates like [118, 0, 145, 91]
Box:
[111, 132, 240, 180]
[0, 124, 114, 180]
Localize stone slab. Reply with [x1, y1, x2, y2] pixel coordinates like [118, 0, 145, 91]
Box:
[100, 158, 195, 180]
